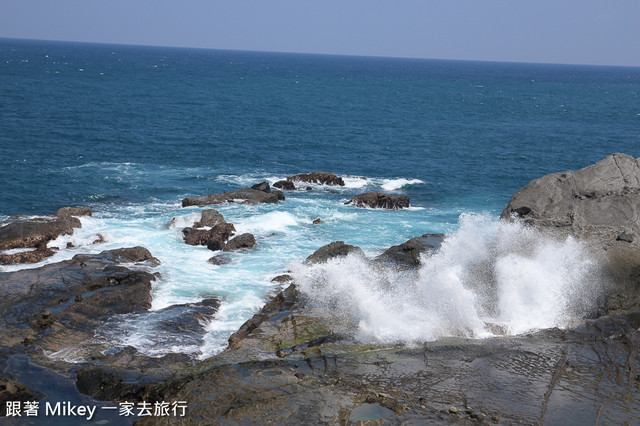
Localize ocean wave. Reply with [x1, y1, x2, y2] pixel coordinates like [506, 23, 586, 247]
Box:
[293, 213, 604, 344]
[380, 178, 424, 191]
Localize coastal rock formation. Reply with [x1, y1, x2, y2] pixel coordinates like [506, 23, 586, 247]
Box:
[0, 215, 81, 250]
[287, 172, 345, 186]
[182, 223, 236, 246]
[193, 209, 227, 228]
[182, 187, 283, 207]
[502, 153, 640, 313]
[305, 241, 364, 264]
[251, 181, 271, 192]
[346, 191, 410, 209]
[223, 233, 256, 251]
[377, 233, 445, 268]
[273, 180, 296, 190]
[55, 206, 92, 217]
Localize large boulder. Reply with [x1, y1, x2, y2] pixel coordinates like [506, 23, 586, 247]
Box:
[502, 153, 640, 314]
[346, 192, 410, 209]
[182, 188, 282, 207]
[377, 234, 445, 268]
[194, 209, 227, 228]
[305, 241, 364, 264]
[287, 172, 345, 186]
[501, 153, 640, 241]
[223, 233, 256, 251]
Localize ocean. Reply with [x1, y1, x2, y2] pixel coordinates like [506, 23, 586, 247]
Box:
[1, 38, 639, 358]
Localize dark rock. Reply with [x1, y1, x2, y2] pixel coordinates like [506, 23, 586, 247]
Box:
[312, 218, 322, 225]
[251, 182, 271, 193]
[92, 233, 105, 244]
[184, 223, 236, 247]
[273, 189, 285, 201]
[287, 172, 345, 186]
[271, 274, 294, 283]
[617, 233, 634, 243]
[55, 206, 92, 217]
[273, 180, 296, 190]
[0, 246, 56, 265]
[93, 246, 161, 265]
[0, 215, 81, 251]
[194, 209, 227, 228]
[305, 241, 365, 264]
[377, 234, 445, 268]
[208, 255, 232, 265]
[182, 188, 282, 207]
[346, 192, 410, 209]
[0, 376, 43, 406]
[223, 233, 256, 251]
[227, 284, 301, 349]
[306, 186, 313, 191]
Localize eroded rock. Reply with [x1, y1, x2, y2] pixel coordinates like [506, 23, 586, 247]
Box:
[287, 172, 345, 186]
[305, 241, 364, 264]
[346, 192, 410, 209]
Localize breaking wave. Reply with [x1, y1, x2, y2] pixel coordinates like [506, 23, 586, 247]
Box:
[293, 213, 605, 344]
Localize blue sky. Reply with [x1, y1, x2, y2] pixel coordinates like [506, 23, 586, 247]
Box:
[1, 0, 639, 66]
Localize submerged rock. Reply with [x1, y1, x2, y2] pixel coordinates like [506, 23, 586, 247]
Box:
[182, 188, 282, 207]
[377, 233, 445, 268]
[287, 172, 345, 186]
[346, 191, 410, 209]
[305, 241, 365, 264]
[273, 180, 296, 190]
[223, 233, 256, 251]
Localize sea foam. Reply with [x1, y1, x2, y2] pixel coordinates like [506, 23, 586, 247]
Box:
[293, 213, 604, 344]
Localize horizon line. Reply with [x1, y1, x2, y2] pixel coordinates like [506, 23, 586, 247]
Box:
[2, 36, 639, 70]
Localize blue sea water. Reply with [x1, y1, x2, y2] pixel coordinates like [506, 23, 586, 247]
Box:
[1, 38, 639, 357]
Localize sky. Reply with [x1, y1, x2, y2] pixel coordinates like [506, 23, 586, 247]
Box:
[1, 0, 639, 67]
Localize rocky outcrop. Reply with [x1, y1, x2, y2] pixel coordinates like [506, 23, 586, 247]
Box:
[223, 233, 256, 251]
[305, 241, 364, 264]
[502, 153, 640, 240]
[502, 153, 640, 314]
[377, 233, 445, 268]
[0, 215, 81, 250]
[182, 188, 283, 207]
[251, 181, 271, 192]
[287, 172, 345, 186]
[273, 180, 296, 190]
[193, 209, 227, 228]
[55, 206, 92, 217]
[346, 191, 410, 209]
[183, 223, 236, 247]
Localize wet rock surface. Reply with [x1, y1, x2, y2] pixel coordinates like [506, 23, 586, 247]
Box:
[193, 209, 227, 228]
[182, 187, 283, 207]
[346, 191, 410, 209]
[0, 246, 204, 407]
[377, 233, 445, 268]
[305, 241, 365, 264]
[286, 172, 345, 186]
[274, 180, 296, 190]
[503, 153, 640, 314]
[223, 233, 256, 251]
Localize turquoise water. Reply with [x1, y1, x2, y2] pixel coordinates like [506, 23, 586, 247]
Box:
[1, 38, 639, 356]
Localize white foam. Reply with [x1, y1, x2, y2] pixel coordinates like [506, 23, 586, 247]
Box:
[0, 247, 37, 255]
[342, 176, 370, 189]
[234, 210, 302, 235]
[380, 178, 424, 191]
[293, 213, 604, 344]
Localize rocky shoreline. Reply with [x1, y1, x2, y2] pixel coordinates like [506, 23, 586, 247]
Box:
[2, 158, 640, 424]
